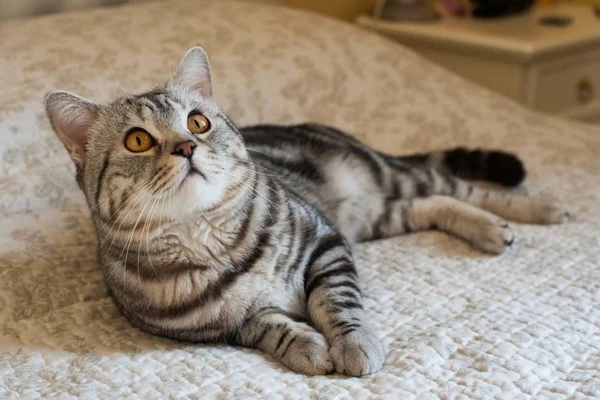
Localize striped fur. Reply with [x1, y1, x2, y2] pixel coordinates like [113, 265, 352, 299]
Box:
[45, 47, 566, 376]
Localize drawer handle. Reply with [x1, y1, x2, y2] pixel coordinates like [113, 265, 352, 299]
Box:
[577, 77, 594, 104]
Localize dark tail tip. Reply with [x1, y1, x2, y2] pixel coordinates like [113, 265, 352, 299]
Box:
[486, 150, 526, 186]
[444, 147, 526, 187]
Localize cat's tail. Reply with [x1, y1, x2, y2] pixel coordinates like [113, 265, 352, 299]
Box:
[399, 147, 526, 187]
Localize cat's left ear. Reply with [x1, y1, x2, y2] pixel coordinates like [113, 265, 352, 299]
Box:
[168, 46, 213, 99]
[45, 91, 99, 165]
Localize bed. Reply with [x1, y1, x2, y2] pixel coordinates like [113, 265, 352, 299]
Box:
[1, 0, 599, 398]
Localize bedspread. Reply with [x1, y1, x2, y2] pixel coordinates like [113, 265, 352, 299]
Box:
[0, 0, 599, 398]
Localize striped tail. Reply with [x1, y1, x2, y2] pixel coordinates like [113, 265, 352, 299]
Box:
[401, 147, 526, 187]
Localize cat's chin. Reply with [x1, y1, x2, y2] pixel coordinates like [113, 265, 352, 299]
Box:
[171, 174, 230, 215]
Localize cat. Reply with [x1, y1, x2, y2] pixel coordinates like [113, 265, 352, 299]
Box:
[45, 47, 566, 376]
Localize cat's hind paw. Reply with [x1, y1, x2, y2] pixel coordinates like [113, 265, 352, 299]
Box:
[476, 219, 515, 254]
[534, 203, 570, 224]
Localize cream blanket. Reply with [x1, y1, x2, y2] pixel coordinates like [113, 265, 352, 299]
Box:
[0, 0, 599, 398]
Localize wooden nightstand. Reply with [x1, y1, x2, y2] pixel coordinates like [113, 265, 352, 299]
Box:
[357, 4, 600, 123]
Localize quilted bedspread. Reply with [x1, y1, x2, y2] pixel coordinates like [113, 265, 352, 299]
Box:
[1, 0, 599, 398]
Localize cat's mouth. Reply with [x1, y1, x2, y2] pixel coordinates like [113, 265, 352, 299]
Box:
[188, 165, 207, 181]
[177, 163, 207, 190]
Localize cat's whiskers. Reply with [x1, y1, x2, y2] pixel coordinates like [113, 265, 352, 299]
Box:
[217, 167, 287, 229]
[100, 180, 156, 248]
[244, 149, 300, 181]
[96, 187, 148, 235]
[95, 177, 154, 225]
[155, 187, 170, 263]
[118, 196, 156, 283]
[236, 154, 279, 177]
[100, 192, 148, 247]
[140, 196, 163, 280]
[105, 57, 130, 98]
[245, 148, 275, 158]
[227, 158, 284, 196]
[124, 186, 174, 283]
[213, 149, 279, 178]
[230, 165, 286, 203]
[103, 177, 172, 259]
[237, 161, 278, 177]
[251, 186, 281, 227]
[231, 163, 277, 179]
[150, 165, 184, 195]
[219, 156, 284, 202]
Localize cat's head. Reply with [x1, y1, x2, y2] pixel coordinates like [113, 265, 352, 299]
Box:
[46, 47, 252, 229]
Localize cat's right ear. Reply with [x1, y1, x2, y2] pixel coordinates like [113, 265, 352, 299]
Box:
[45, 91, 99, 165]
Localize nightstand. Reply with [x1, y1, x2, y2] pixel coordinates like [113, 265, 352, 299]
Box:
[357, 4, 600, 123]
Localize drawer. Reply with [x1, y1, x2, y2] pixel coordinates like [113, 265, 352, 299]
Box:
[532, 49, 600, 114]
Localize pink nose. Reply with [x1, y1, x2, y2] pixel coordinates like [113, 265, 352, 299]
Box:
[172, 140, 196, 159]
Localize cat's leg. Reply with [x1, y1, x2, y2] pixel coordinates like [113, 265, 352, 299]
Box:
[451, 180, 568, 224]
[304, 236, 385, 376]
[236, 307, 334, 375]
[374, 195, 514, 254]
[386, 166, 567, 225]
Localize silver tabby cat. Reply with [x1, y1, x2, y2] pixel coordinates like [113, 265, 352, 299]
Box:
[45, 47, 566, 376]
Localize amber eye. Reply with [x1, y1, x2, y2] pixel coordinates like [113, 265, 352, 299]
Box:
[125, 129, 154, 153]
[187, 113, 211, 134]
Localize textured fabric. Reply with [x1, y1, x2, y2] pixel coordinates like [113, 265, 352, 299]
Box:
[0, 0, 599, 398]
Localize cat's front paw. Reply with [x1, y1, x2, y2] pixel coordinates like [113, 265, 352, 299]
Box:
[329, 327, 385, 376]
[280, 330, 334, 376]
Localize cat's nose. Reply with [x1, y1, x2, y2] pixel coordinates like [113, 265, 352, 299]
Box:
[172, 140, 196, 159]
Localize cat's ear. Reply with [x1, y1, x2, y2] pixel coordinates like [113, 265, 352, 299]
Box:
[45, 91, 99, 165]
[168, 46, 213, 99]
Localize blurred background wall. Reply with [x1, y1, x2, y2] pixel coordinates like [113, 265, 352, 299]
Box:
[0, 0, 598, 21]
